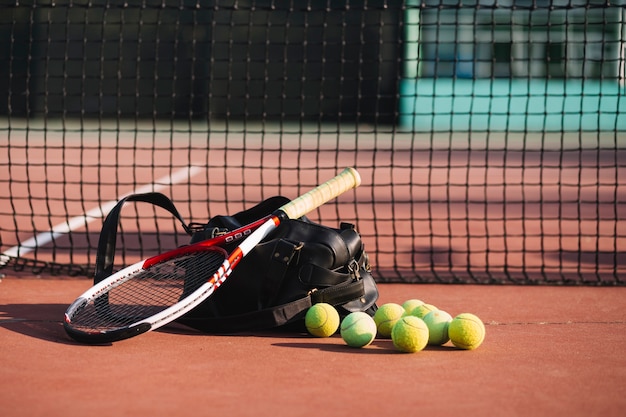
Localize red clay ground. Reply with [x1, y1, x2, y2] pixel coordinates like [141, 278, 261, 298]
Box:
[1, 277, 625, 417]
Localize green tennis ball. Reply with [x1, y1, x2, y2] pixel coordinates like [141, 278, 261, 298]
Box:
[340, 312, 377, 348]
[373, 303, 406, 338]
[448, 313, 486, 350]
[422, 310, 452, 345]
[410, 303, 438, 319]
[401, 299, 424, 315]
[305, 303, 340, 338]
[391, 316, 429, 353]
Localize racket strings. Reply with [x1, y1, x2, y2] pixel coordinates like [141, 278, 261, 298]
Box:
[67, 251, 226, 332]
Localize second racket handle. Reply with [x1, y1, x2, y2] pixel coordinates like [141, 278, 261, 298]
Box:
[279, 167, 361, 220]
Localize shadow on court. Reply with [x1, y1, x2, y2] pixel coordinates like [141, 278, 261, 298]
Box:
[0, 302, 77, 344]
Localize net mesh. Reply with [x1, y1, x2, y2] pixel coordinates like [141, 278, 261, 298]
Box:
[1, 1, 625, 285]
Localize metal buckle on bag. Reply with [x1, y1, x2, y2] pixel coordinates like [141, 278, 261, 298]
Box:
[188, 223, 230, 239]
[347, 259, 361, 280]
[211, 228, 230, 238]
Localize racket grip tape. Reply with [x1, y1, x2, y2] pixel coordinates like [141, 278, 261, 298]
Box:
[279, 167, 361, 220]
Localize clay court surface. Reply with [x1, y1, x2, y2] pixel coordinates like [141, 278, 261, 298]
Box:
[1, 277, 625, 417]
[2, 126, 625, 416]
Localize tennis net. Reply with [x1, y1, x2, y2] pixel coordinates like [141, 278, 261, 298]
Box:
[1, 1, 625, 284]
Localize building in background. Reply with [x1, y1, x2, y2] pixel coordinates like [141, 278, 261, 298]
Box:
[401, 0, 626, 131]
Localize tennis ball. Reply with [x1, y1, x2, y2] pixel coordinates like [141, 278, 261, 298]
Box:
[305, 303, 340, 338]
[448, 313, 486, 350]
[401, 299, 424, 315]
[340, 311, 377, 348]
[391, 316, 429, 353]
[373, 303, 406, 338]
[422, 310, 452, 345]
[410, 303, 438, 319]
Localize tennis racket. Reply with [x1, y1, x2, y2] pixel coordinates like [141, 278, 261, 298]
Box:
[63, 167, 361, 344]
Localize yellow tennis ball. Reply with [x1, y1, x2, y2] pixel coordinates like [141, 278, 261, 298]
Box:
[401, 299, 424, 315]
[391, 316, 429, 353]
[305, 303, 340, 338]
[448, 313, 486, 350]
[422, 309, 452, 345]
[340, 311, 377, 348]
[410, 303, 438, 319]
[373, 303, 406, 338]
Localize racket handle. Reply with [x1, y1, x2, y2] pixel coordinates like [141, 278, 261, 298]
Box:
[280, 167, 361, 220]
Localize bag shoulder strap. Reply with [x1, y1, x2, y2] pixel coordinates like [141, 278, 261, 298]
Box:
[94, 192, 192, 283]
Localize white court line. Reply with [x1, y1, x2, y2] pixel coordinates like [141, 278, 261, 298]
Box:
[0, 165, 203, 266]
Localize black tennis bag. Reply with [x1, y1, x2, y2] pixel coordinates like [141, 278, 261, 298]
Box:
[94, 193, 379, 334]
